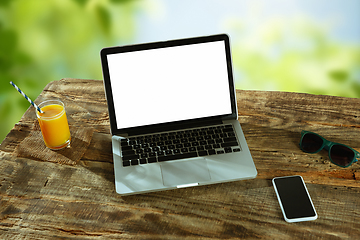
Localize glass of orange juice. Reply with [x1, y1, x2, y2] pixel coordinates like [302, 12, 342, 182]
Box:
[36, 99, 71, 150]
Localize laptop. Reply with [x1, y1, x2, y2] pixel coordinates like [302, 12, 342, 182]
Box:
[100, 34, 257, 196]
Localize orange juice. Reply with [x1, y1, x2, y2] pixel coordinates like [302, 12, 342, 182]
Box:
[36, 100, 71, 150]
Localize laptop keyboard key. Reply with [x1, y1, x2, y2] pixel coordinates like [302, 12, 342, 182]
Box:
[198, 150, 208, 156]
[221, 142, 238, 148]
[205, 145, 212, 150]
[224, 147, 232, 153]
[213, 143, 221, 149]
[208, 149, 216, 155]
[223, 137, 237, 143]
[122, 154, 139, 161]
[121, 145, 133, 151]
[192, 142, 200, 147]
[122, 149, 136, 156]
[121, 124, 240, 166]
[227, 132, 235, 137]
[196, 146, 205, 151]
[131, 159, 139, 166]
[148, 157, 157, 163]
[140, 153, 148, 158]
[223, 127, 234, 132]
[135, 149, 143, 154]
[189, 147, 196, 152]
[158, 152, 198, 162]
[215, 138, 223, 143]
[181, 148, 189, 153]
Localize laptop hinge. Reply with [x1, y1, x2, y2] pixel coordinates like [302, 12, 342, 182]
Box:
[125, 118, 223, 136]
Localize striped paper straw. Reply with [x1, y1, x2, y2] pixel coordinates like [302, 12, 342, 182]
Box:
[10, 81, 44, 114]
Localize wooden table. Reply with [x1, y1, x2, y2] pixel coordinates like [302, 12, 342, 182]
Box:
[1, 78, 359, 239]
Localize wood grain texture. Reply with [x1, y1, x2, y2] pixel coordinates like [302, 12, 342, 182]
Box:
[1, 78, 359, 239]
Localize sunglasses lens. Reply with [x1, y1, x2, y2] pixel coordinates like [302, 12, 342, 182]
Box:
[301, 133, 323, 153]
[330, 145, 354, 167]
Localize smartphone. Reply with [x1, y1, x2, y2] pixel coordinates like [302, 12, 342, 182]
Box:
[272, 175, 318, 223]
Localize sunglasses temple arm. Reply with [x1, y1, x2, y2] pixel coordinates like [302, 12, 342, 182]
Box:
[356, 151, 360, 162]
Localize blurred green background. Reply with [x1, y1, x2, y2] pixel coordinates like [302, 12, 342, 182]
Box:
[1, 0, 359, 143]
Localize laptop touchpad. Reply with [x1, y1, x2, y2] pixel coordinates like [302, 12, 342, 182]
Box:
[160, 159, 211, 187]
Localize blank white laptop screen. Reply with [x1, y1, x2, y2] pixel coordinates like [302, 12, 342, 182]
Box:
[107, 40, 232, 130]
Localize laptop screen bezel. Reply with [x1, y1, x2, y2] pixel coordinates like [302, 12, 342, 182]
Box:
[100, 34, 237, 136]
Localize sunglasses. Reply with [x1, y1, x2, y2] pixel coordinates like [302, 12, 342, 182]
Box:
[299, 131, 360, 168]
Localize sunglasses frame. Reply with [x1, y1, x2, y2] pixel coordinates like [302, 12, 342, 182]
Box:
[299, 131, 360, 168]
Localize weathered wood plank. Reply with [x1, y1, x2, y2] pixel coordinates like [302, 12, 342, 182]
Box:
[0, 153, 359, 239]
[1, 79, 360, 239]
[236, 90, 360, 129]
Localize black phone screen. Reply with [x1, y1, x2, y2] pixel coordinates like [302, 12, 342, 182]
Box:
[273, 176, 317, 221]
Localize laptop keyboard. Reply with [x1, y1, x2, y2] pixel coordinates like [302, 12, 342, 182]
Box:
[120, 124, 241, 167]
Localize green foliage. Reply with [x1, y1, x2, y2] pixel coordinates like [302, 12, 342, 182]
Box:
[0, 0, 138, 143]
[229, 17, 360, 98]
[96, 5, 112, 35]
[0, 1, 359, 143]
[329, 70, 348, 83]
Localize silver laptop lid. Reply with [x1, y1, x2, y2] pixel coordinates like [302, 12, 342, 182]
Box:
[100, 34, 237, 136]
